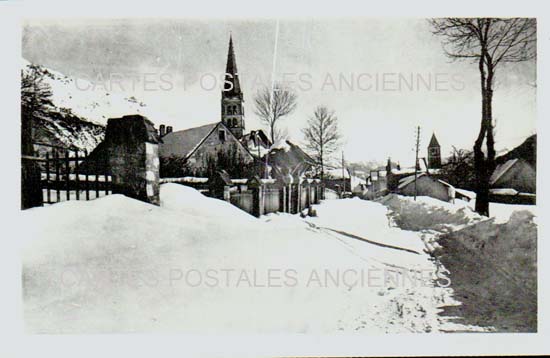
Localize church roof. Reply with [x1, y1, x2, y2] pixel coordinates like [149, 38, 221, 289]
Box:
[428, 133, 440, 148]
[159, 122, 219, 159]
[223, 35, 242, 97]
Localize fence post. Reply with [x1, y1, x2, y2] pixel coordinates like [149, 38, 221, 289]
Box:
[75, 150, 80, 200]
[84, 149, 90, 200]
[249, 176, 264, 218]
[45, 152, 51, 204]
[65, 151, 70, 201]
[304, 180, 311, 208]
[55, 150, 60, 202]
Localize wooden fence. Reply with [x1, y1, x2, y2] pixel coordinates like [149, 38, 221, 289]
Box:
[161, 175, 324, 217]
[31, 143, 112, 205]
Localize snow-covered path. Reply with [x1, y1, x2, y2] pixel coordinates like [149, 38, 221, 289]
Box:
[22, 184, 484, 333]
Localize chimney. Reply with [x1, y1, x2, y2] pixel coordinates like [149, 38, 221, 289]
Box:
[166, 126, 173, 134]
[159, 124, 166, 137]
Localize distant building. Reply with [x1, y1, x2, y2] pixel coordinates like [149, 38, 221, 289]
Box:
[488, 135, 536, 204]
[490, 158, 536, 194]
[398, 173, 455, 203]
[427, 133, 442, 169]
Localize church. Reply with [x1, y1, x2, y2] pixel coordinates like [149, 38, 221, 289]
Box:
[158, 35, 272, 178]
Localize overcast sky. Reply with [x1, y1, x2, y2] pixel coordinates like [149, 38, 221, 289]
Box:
[22, 18, 536, 165]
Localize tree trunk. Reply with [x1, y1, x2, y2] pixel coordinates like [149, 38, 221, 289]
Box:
[21, 113, 43, 209]
[473, 50, 494, 217]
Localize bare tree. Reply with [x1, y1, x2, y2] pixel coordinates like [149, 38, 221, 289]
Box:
[253, 82, 297, 143]
[430, 18, 536, 216]
[21, 64, 54, 209]
[302, 106, 341, 180]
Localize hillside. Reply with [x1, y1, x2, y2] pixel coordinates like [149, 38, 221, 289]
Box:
[22, 60, 151, 152]
[496, 134, 536, 166]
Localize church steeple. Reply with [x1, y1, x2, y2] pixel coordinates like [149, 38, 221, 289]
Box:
[223, 35, 242, 97]
[427, 133, 442, 169]
[221, 34, 245, 138]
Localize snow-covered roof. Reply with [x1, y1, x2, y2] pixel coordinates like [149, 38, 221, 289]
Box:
[397, 173, 454, 190]
[490, 188, 519, 195]
[455, 188, 476, 199]
[397, 173, 424, 189]
[490, 158, 519, 185]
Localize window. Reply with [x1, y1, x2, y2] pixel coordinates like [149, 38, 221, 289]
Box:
[218, 129, 226, 142]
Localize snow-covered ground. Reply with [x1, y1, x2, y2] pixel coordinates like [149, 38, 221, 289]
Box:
[22, 184, 486, 334]
[378, 194, 537, 332]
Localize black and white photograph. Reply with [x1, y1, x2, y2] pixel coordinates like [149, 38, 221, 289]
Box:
[2, 0, 550, 357]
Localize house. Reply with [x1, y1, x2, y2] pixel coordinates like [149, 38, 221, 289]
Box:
[490, 158, 536, 194]
[488, 135, 536, 204]
[323, 167, 366, 196]
[366, 170, 388, 199]
[241, 129, 271, 158]
[267, 140, 316, 180]
[489, 158, 536, 204]
[397, 173, 456, 203]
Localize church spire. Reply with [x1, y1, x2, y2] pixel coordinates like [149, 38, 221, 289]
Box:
[223, 34, 242, 97]
[221, 34, 245, 139]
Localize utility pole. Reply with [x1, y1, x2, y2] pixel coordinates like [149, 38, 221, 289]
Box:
[414, 126, 421, 201]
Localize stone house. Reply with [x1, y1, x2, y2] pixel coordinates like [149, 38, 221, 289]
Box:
[397, 173, 456, 202]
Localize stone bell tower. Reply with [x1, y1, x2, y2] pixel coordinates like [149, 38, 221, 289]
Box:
[427, 133, 442, 169]
[221, 34, 245, 139]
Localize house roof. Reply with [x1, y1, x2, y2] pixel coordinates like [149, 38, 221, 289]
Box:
[428, 133, 440, 148]
[268, 140, 316, 177]
[242, 129, 271, 147]
[397, 173, 453, 190]
[490, 158, 519, 185]
[159, 122, 219, 159]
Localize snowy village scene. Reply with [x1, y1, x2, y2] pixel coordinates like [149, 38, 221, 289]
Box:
[20, 18, 537, 334]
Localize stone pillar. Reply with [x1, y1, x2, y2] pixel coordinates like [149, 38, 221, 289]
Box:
[105, 115, 160, 205]
[209, 170, 232, 201]
[273, 173, 292, 213]
[249, 176, 264, 218]
[304, 180, 311, 208]
[313, 182, 318, 203]
[293, 183, 301, 213]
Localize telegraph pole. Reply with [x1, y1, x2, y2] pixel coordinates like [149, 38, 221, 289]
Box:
[414, 126, 421, 201]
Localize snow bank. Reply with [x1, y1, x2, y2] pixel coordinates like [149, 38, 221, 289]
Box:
[22, 185, 483, 333]
[437, 210, 537, 332]
[378, 194, 483, 232]
[377, 193, 537, 332]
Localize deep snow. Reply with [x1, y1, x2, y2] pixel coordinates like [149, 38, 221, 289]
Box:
[22, 184, 485, 333]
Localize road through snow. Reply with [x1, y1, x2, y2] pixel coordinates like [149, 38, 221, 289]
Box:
[22, 184, 485, 333]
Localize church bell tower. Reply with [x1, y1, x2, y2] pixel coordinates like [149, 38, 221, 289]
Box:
[427, 133, 442, 169]
[221, 35, 245, 139]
